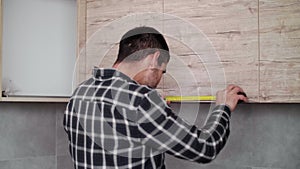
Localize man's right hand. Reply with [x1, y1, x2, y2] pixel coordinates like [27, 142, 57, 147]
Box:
[215, 85, 248, 112]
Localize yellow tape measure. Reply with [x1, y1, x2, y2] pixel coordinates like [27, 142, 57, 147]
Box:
[165, 96, 216, 102]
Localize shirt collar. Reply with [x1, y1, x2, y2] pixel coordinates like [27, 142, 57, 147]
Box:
[92, 67, 134, 83]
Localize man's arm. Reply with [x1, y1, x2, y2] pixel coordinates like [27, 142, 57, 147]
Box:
[136, 85, 247, 163]
[136, 91, 230, 163]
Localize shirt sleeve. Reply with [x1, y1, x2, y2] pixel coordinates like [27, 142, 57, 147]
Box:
[136, 90, 231, 163]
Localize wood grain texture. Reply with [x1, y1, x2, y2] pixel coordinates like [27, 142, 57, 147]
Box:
[163, 0, 259, 101]
[76, 0, 87, 86]
[259, 0, 300, 102]
[79, 0, 259, 101]
[86, 0, 163, 38]
[260, 61, 300, 102]
[76, 0, 164, 83]
[76, 0, 300, 103]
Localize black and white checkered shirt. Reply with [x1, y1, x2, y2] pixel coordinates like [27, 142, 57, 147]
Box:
[64, 67, 231, 169]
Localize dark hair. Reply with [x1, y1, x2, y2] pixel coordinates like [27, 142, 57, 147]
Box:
[114, 26, 170, 65]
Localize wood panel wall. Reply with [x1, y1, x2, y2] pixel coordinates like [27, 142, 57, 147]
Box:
[77, 0, 300, 103]
[259, 0, 300, 102]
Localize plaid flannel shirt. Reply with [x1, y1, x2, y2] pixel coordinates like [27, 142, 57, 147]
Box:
[64, 68, 231, 169]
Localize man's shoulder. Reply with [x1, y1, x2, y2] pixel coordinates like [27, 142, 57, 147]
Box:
[127, 82, 154, 95]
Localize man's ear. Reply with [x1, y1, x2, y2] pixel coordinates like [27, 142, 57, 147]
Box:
[150, 51, 161, 68]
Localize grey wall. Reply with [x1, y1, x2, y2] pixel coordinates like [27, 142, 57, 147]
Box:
[0, 102, 72, 169]
[0, 102, 299, 169]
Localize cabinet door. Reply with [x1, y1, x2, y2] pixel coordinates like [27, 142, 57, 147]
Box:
[259, 0, 300, 102]
[163, 0, 259, 101]
[1, 0, 76, 98]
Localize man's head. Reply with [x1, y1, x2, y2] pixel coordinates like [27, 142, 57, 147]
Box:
[113, 26, 170, 88]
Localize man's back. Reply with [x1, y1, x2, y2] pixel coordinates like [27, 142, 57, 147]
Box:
[64, 68, 168, 168]
[64, 68, 232, 169]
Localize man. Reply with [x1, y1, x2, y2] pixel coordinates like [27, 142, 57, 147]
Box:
[64, 26, 248, 169]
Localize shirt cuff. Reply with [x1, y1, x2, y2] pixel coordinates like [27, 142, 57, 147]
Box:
[213, 104, 231, 118]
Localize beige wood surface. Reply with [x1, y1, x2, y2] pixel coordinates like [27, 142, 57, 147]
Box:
[76, 0, 87, 86]
[259, 0, 300, 102]
[163, 0, 259, 101]
[77, 0, 260, 101]
[76, 0, 164, 83]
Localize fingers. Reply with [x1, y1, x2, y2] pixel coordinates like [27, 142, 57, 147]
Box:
[226, 84, 236, 91]
[230, 85, 249, 104]
[238, 93, 249, 103]
[226, 84, 245, 95]
[224, 85, 248, 111]
[216, 84, 248, 112]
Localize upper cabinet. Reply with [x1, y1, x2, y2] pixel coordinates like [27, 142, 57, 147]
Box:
[2, 0, 298, 102]
[76, 0, 300, 103]
[1, 0, 77, 101]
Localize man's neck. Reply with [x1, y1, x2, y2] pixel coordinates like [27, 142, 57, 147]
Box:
[112, 62, 144, 80]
